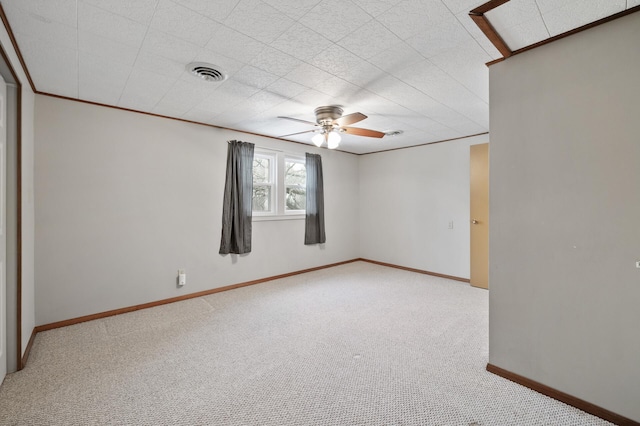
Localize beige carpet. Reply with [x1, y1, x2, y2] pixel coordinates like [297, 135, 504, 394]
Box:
[0, 262, 612, 425]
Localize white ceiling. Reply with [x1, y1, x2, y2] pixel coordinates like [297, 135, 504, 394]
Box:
[1, 0, 635, 154]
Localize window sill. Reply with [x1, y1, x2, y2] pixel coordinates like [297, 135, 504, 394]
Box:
[253, 214, 305, 222]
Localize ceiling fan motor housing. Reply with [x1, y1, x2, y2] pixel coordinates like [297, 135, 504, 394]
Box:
[314, 106, 343, 125]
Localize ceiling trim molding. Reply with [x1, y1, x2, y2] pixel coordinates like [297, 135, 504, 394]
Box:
[0, 3, 36, 92]
[469, 0, 512, 58]
[38, 92, 487, 155]
[37, 91, 362, 154]
[358, 132, 489, 156]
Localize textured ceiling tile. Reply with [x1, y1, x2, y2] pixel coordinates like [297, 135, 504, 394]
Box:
[542, 0, 626, 36]
[140, 29, 201, 64]
[310, 44, 366, 80]
[4, 0, 77, 27]
[406, 15, 472, 58]
[367, 75, 442, 112]
[337, 61, 385, 88]
[224, 0, 295, 43]
[429, 39, 490, 102]
[350, 0, 402, 17]
[265, 78, 308, 99]
[261, 0, 322, 20]
[205, 25, 266, 64]
[314, 75, 363, 103]
[233, 65, 279, 90]
[181, 107, 221, 123]
[456, 10, 484, 39]
[79, 52, 130, 105]
[368, 42, 424, 75]
[151, 103, 193, 118]
[4, 5, 77, 50]
[376, 0, 451, 40]
[250, 46, 302, 77]
[172, 0, 239, 23]
[153, 78, 218, 116]
[441, 0, 486, 14]
[151, 0, 220, 47]
[133, 52, 187, 80]
[285, 63, 333, 88]
[311, 44, 385, 87]
[292, 89, 336, 108]
[264, 100, 313, 128]
[270, 23, 333, 62]
[79, 0, 159, 25]
[395, 59, 469, 106]
[196, 80, 260, 111]
[299, 0, 372, 43]
[485, 0, 540, 30]
[474, 36, 503, 60]
[118, 68, 178, 111]
[242, 90, 289, 115]
[78, 30, 139, 67]
[337, 20, 403, 60]
[78, 2, 149, 48]
[15, 32, 78, 96]
[498, 14, 549, 50]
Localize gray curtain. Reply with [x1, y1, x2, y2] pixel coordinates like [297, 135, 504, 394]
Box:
[219, 140, 255, 254]
[305, 153, 326, 245]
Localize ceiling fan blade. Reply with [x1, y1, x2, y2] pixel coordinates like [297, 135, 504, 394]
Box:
[342, 127, 386, 138]
[277, 116, 318, 126]
[279, 129, 317, 138]
[334, 112, 367, 126]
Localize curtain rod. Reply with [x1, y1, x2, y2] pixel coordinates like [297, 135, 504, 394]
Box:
[227, 140, 283, 152]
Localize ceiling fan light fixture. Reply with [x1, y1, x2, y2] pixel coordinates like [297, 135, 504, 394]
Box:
[312, 133, 324, 147]
[327, 131, 341, 149]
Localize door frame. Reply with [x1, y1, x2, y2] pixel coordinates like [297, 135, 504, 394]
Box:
[0, 35, 23, 373]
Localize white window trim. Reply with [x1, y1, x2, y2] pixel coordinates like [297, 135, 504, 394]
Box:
[252, 149, 306, 221]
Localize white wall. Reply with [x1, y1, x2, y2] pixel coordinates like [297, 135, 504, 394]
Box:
[489, 12, 640, 422]
[0, 23, 36, 363]
[34, 95, 359, 325]
[359, 134, 488, 279]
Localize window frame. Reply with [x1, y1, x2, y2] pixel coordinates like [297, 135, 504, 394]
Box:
[283, 156, 307, 216]
[252, 149, 306, 221]
[251, 152, 276, 217]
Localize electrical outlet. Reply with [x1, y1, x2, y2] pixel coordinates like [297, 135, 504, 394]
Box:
[448, 220, 454, 229]
[636, 261, 640, 269]
[178, 269, 186, 286]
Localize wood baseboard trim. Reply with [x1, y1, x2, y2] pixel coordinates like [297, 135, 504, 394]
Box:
[20, 328, 37, 369]
[34, 259, 360, 333]
[357, 258, 470, 283]
[486, 363, 639, 426]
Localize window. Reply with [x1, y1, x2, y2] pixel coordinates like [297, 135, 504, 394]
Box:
[252, 153, 275, 214]
[252, 150, 306, 219]
[284, 157, 306, 213]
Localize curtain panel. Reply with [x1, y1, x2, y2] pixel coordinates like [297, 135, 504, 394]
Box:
[219, 140, 255, 254]
[304, 153, 326, 245]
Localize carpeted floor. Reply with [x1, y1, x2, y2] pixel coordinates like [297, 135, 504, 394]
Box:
[0, 262, 612, 425]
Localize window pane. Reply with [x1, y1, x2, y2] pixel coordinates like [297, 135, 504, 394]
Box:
[253, 185, 271, 212]
[285, 186, 306, 211]
[285, 160, 306, 185]
[253, 157, 271, 184]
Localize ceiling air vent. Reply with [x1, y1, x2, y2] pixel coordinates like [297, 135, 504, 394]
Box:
[384, 130, 404, 137]
[187, 62, 227, 82]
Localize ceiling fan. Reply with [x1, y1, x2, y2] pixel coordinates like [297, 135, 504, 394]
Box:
[278, 106, 385, 149]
